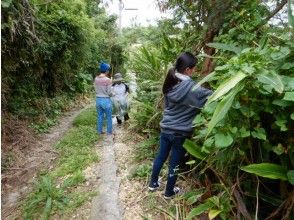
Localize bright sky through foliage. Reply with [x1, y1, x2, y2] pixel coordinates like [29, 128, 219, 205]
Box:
[105, 0, 170, 27]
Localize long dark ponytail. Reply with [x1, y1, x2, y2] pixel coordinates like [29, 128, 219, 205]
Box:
[162, 52, 197, 94]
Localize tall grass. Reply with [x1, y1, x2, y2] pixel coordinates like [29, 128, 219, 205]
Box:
[129, 34, 182, 135]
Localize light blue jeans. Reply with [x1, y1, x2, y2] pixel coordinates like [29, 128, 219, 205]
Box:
[96, 97, 112, 134]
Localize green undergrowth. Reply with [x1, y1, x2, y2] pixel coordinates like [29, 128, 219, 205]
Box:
[129, 133, 208, 219]
[28, 94, 92, 134]
[72, 107, 97, 127]
[23, 107, 99, 219]
[130, 135, 159, 179]
[28, 95, 74, 134]
[130, 134, 188, 219]
[131, 163, 152, 178]
[134, 135, 159, 161]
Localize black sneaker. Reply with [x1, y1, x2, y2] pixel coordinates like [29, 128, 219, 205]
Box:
[148, 182, 160, 192]
[116, 117, 122, 124]
[124, 114, 129, 121]
[164, 187, 181, 199]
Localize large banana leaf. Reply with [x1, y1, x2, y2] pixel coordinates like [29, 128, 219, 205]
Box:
[240, 163, 288, 181]
[187, 201, 214, 220]
[206, 71, 247, 105]
[206, 84, 244, 136]
[283, 91, 294, 101]
[206, 42, 242, 54]
[193, 71, 216, 91]
[287, 170, 294, 185]
[209, 210, 222, 220]
[183, 139, 207, 160]
[257, 72, 284, 93]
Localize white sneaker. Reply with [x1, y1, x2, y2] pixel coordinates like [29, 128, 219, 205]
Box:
[163, 187, 181, 199]
[148, 182, 160, 191]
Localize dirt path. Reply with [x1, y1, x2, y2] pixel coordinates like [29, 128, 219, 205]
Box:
[51, 120, 148, 220]
[89, 123, 146, 220]
[1, 103, 94, 219]
[90, 133, 121, 220]
[2, 105, 151, 220]
[114, 126, 145, 219]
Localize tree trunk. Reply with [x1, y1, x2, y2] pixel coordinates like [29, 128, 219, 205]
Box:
[200, 29, 218, 76]
[42, 61, 55, 97]
[199, 0, 233, 75]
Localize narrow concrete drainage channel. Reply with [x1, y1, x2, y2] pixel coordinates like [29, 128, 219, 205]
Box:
[90, 134, 122, 220]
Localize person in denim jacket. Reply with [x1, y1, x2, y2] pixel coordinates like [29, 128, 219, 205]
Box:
[149, 52, 212, 199]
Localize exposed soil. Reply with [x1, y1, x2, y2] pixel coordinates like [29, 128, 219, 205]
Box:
[115, 126, 169, 220]
[51, 137, 103, 220]
[2, 104, 181, 220]
[90, 133, 121, 220]
[114, 126, 145, 219]
[1, 102, 94, 219]
[1, 104, 150, 220]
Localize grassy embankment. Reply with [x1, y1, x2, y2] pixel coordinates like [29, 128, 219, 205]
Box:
[23, 107, 99, 219]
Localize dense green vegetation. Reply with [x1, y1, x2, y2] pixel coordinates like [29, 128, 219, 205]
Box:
[1, 0, 124, 169]
[129, 0, 294, 219]
[1, 0, 124, 127]
[2, 0, 294, 219]
[23, 107, 98, 219]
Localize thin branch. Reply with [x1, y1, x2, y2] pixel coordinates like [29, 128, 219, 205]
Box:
[282, 191, 294, 220]
[264, 0, 288, 23]
[265, 200, 287, 220]
[233, 188, 253, 220]
[252, 0, 288, 31]
[255, 177, 260, 220]
[177, 3, 200, 28]
[155, 206, 175, 219]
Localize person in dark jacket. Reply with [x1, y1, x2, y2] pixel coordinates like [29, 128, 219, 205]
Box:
[148, 52, 212, 199]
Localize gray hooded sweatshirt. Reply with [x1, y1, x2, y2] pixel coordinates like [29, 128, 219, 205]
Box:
[160, 78, 212, 137]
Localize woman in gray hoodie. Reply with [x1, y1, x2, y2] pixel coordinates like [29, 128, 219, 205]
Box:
[149, 52, 212, 199]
